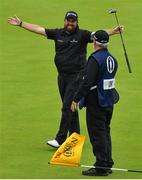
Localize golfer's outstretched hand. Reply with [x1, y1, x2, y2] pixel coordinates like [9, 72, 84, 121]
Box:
[8, 15, 21, 26]
[71, 101, 78, 112]
[113, 25, 124, 34]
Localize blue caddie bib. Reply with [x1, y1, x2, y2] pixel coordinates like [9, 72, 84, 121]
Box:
[91, 49, 119, 107]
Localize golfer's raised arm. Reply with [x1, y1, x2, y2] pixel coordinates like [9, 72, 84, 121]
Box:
[106, 25, 124, 35]
[8, 15, 46, 36]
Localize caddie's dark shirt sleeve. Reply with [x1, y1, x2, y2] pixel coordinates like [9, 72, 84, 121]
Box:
[74, 57, 99, 102]
[45, 28, 57, 40]
[82, 30, 93, 43]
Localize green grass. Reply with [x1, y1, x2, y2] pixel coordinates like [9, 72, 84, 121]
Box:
[0, 0, 142, 178]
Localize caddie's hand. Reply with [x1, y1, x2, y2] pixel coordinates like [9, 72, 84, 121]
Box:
[113, 25, 124, 34]
[8, 15, 22, 26]
[70, 101, 78, 112]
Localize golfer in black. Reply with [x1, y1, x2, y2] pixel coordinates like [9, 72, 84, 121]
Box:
[8, 11, 122, 148]
[71, 30, 119, 176]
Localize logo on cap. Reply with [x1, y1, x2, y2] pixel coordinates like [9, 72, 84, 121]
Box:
[67, 12, 77, 17]
[65, 11, 78, 21]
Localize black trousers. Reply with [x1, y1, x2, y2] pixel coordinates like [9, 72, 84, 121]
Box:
[86, 90, 114, 168]
[55, 73, 81, 144]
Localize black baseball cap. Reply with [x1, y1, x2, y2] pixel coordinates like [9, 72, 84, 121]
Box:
[91, 30, 109, 45]
[65, 11, 78, 21]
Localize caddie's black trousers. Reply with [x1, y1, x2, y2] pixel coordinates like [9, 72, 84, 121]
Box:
[55, 73, 81, 144]
[86, 89, 114, 168]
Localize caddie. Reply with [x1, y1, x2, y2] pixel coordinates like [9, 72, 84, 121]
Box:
[71, 30, 119, 176]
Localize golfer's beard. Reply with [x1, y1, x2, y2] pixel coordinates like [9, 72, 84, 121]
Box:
[64, 25, 77, 32]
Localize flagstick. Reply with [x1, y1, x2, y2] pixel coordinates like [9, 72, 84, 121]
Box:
[80, 165, 142, 173]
